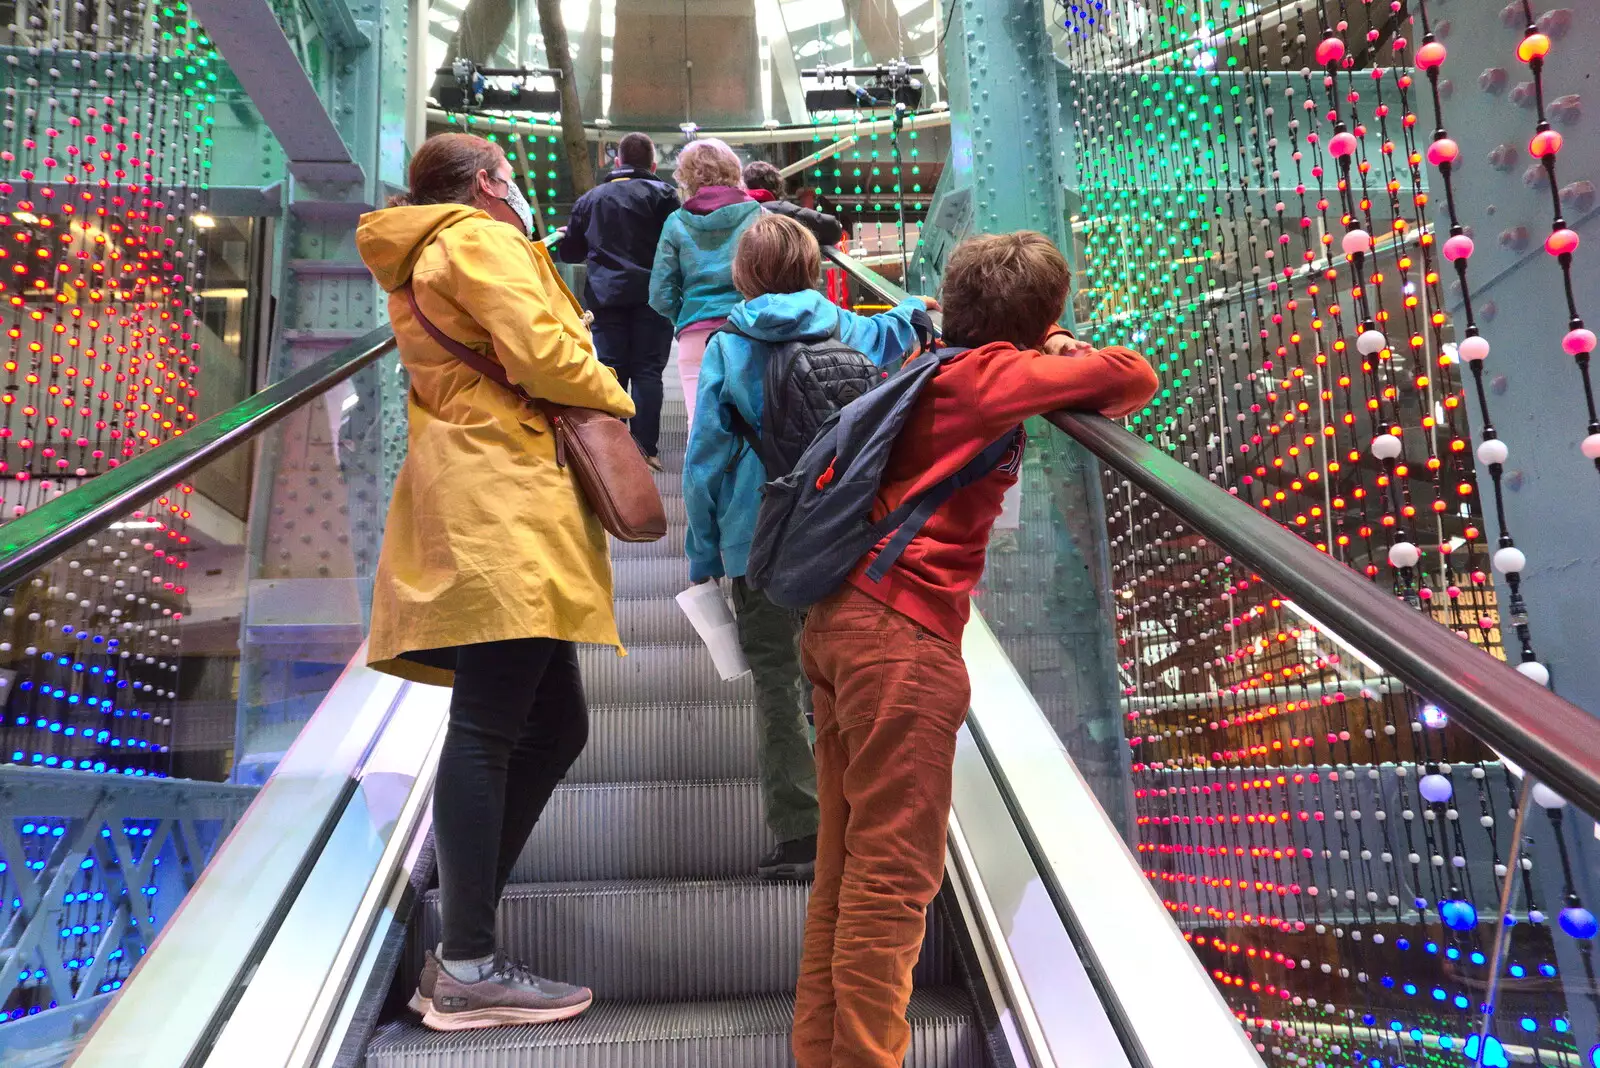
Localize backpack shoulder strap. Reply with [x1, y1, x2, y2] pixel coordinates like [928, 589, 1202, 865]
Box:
[862, 426, 1023, 583]
[705, 325, 784, 473]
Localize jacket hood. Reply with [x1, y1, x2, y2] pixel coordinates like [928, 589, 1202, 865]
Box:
[726, 289, 843, 342]
[357, 204, 485, 292]
[683, 186, 755, 217]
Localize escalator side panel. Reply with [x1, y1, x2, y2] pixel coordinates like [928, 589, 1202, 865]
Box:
[67, 661, 405, 1068]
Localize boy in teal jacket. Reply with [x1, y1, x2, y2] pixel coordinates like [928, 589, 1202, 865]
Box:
[683, 214, 935, 879]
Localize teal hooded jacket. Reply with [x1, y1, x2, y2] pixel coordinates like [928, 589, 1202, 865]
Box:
[647, 193, 762, 331]
[683, 289, 926, 582]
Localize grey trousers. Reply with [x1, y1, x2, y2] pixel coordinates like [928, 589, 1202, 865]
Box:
[731, 578, 821, 843]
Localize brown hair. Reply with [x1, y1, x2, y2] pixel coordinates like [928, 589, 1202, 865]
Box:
[939, 231, 1072, 348]
[617, 132, 656, 169]
[742, 160, 783, 196]
[388, 132, 504, 208]
[732, 214, 821, 298]
[673, 138, 743, 199]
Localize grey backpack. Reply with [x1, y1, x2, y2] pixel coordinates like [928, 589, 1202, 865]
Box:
[746, 347, 1021, 610]
[716, 322, 884, 479]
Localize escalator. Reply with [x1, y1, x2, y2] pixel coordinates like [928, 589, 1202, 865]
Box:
[359, 398, 988, 1066]
[4, 247, 1597, 1068]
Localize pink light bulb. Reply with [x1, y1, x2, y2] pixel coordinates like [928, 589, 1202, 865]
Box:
[1426, 138, 1461, 167]
[1442, 234, 1475, 261]
[1530, 129, 1564, 158]
[1562, 328, 1596, 356]
[1416, 41, 1447, 69]
[1315, 38, 1346, 66]
[1546, 228, 1580, 256]
[1329, 132, 1359, 157]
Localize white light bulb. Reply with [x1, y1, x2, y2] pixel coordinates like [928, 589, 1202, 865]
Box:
[1515, 660, 1550, 686]
[1492, 546, 1527, 574]
[1531, 782, 1567, 809]
[1388, 541, 1421, 568]
[1476, 439, 1509, 465]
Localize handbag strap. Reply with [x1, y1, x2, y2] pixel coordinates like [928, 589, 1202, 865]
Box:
[402, 283, 556, 422]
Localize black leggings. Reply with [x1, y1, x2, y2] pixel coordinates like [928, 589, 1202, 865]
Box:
[427, 637, 589, 960]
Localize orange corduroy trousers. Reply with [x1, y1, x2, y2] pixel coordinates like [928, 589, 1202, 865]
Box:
[792, 587, 971, 1068]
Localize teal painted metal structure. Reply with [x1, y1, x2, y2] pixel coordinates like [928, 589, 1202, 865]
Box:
[193, 0, 415, 781]
[915, 0, 1131, 833]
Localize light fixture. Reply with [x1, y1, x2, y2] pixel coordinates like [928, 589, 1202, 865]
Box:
[191, 213, 216, 229]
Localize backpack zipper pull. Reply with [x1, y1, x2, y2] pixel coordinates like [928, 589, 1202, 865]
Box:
[815, 457, 837, 491]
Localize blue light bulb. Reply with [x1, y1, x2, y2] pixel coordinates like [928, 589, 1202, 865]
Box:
[1560, 907, 1598, 939]
[1440, 900, 1477, 931]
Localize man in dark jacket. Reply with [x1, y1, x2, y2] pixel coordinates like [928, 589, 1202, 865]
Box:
[558, 132, 679, 467]
[742, 161, 844, 248]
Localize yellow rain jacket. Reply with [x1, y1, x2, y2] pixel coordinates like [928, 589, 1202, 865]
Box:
[356, 204, 635, 685]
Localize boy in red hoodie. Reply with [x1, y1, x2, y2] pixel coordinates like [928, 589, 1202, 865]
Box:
[791, 232, 1158, 1068]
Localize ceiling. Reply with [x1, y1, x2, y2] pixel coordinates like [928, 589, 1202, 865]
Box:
[424, 0, 948, 130]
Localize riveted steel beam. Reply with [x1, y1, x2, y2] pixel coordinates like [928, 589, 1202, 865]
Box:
[188, 0, 363, 184]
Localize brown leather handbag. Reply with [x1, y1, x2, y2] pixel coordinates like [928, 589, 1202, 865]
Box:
[402, 284, 667, 543]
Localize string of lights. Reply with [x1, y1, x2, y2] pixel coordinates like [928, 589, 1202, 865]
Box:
[1054, 0, 1598, 1063]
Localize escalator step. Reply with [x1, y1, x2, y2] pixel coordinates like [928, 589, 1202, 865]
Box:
[418, 879, 953, 1001]
[609, 557, 694, 599]
[365, 987, 983, 1068]
[610, 595, 700, 645]
[511, 779, 772, 882]
[578, 644, 753, 704]
[570, 702, 760, 784]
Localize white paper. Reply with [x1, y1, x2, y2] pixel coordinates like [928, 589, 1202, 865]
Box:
[675, 582, 751, 681]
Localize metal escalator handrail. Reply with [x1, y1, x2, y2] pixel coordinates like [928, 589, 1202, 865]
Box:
[1050, 410, 1600, 806]
[0, 324, 397, 593]
[820, 244, 1600, 814]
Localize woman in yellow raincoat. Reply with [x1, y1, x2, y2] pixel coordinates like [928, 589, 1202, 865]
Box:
[356, 132, 633, 1032]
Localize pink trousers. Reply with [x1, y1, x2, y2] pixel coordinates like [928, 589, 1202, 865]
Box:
[676, 317, 726, 426]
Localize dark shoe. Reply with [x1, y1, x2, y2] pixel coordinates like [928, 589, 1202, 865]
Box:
[645, 454, 665, 473]
[759, 835, 817, 881]
[408, 947, 440, 1015]
[422, 957, 593, 1031]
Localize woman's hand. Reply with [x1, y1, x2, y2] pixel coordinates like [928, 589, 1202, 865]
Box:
[917, 296, 941, 311]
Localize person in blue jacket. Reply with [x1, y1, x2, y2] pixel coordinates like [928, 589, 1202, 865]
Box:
[683, 213, 937, 881]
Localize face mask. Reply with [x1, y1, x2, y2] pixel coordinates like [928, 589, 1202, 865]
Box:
[496, 177, 535, 236]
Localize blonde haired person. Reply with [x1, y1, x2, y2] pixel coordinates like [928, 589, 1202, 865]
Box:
[356, 132, 634, 1032]
[647, 138, 760, 423]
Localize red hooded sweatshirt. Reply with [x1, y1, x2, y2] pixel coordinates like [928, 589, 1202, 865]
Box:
[846, 340, 1158, 643]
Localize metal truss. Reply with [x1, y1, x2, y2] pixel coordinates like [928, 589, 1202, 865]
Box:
[0, 768, 255, 1022]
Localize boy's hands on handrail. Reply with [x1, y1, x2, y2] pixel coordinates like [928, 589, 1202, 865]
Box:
[1041, 327, 1093, 357]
